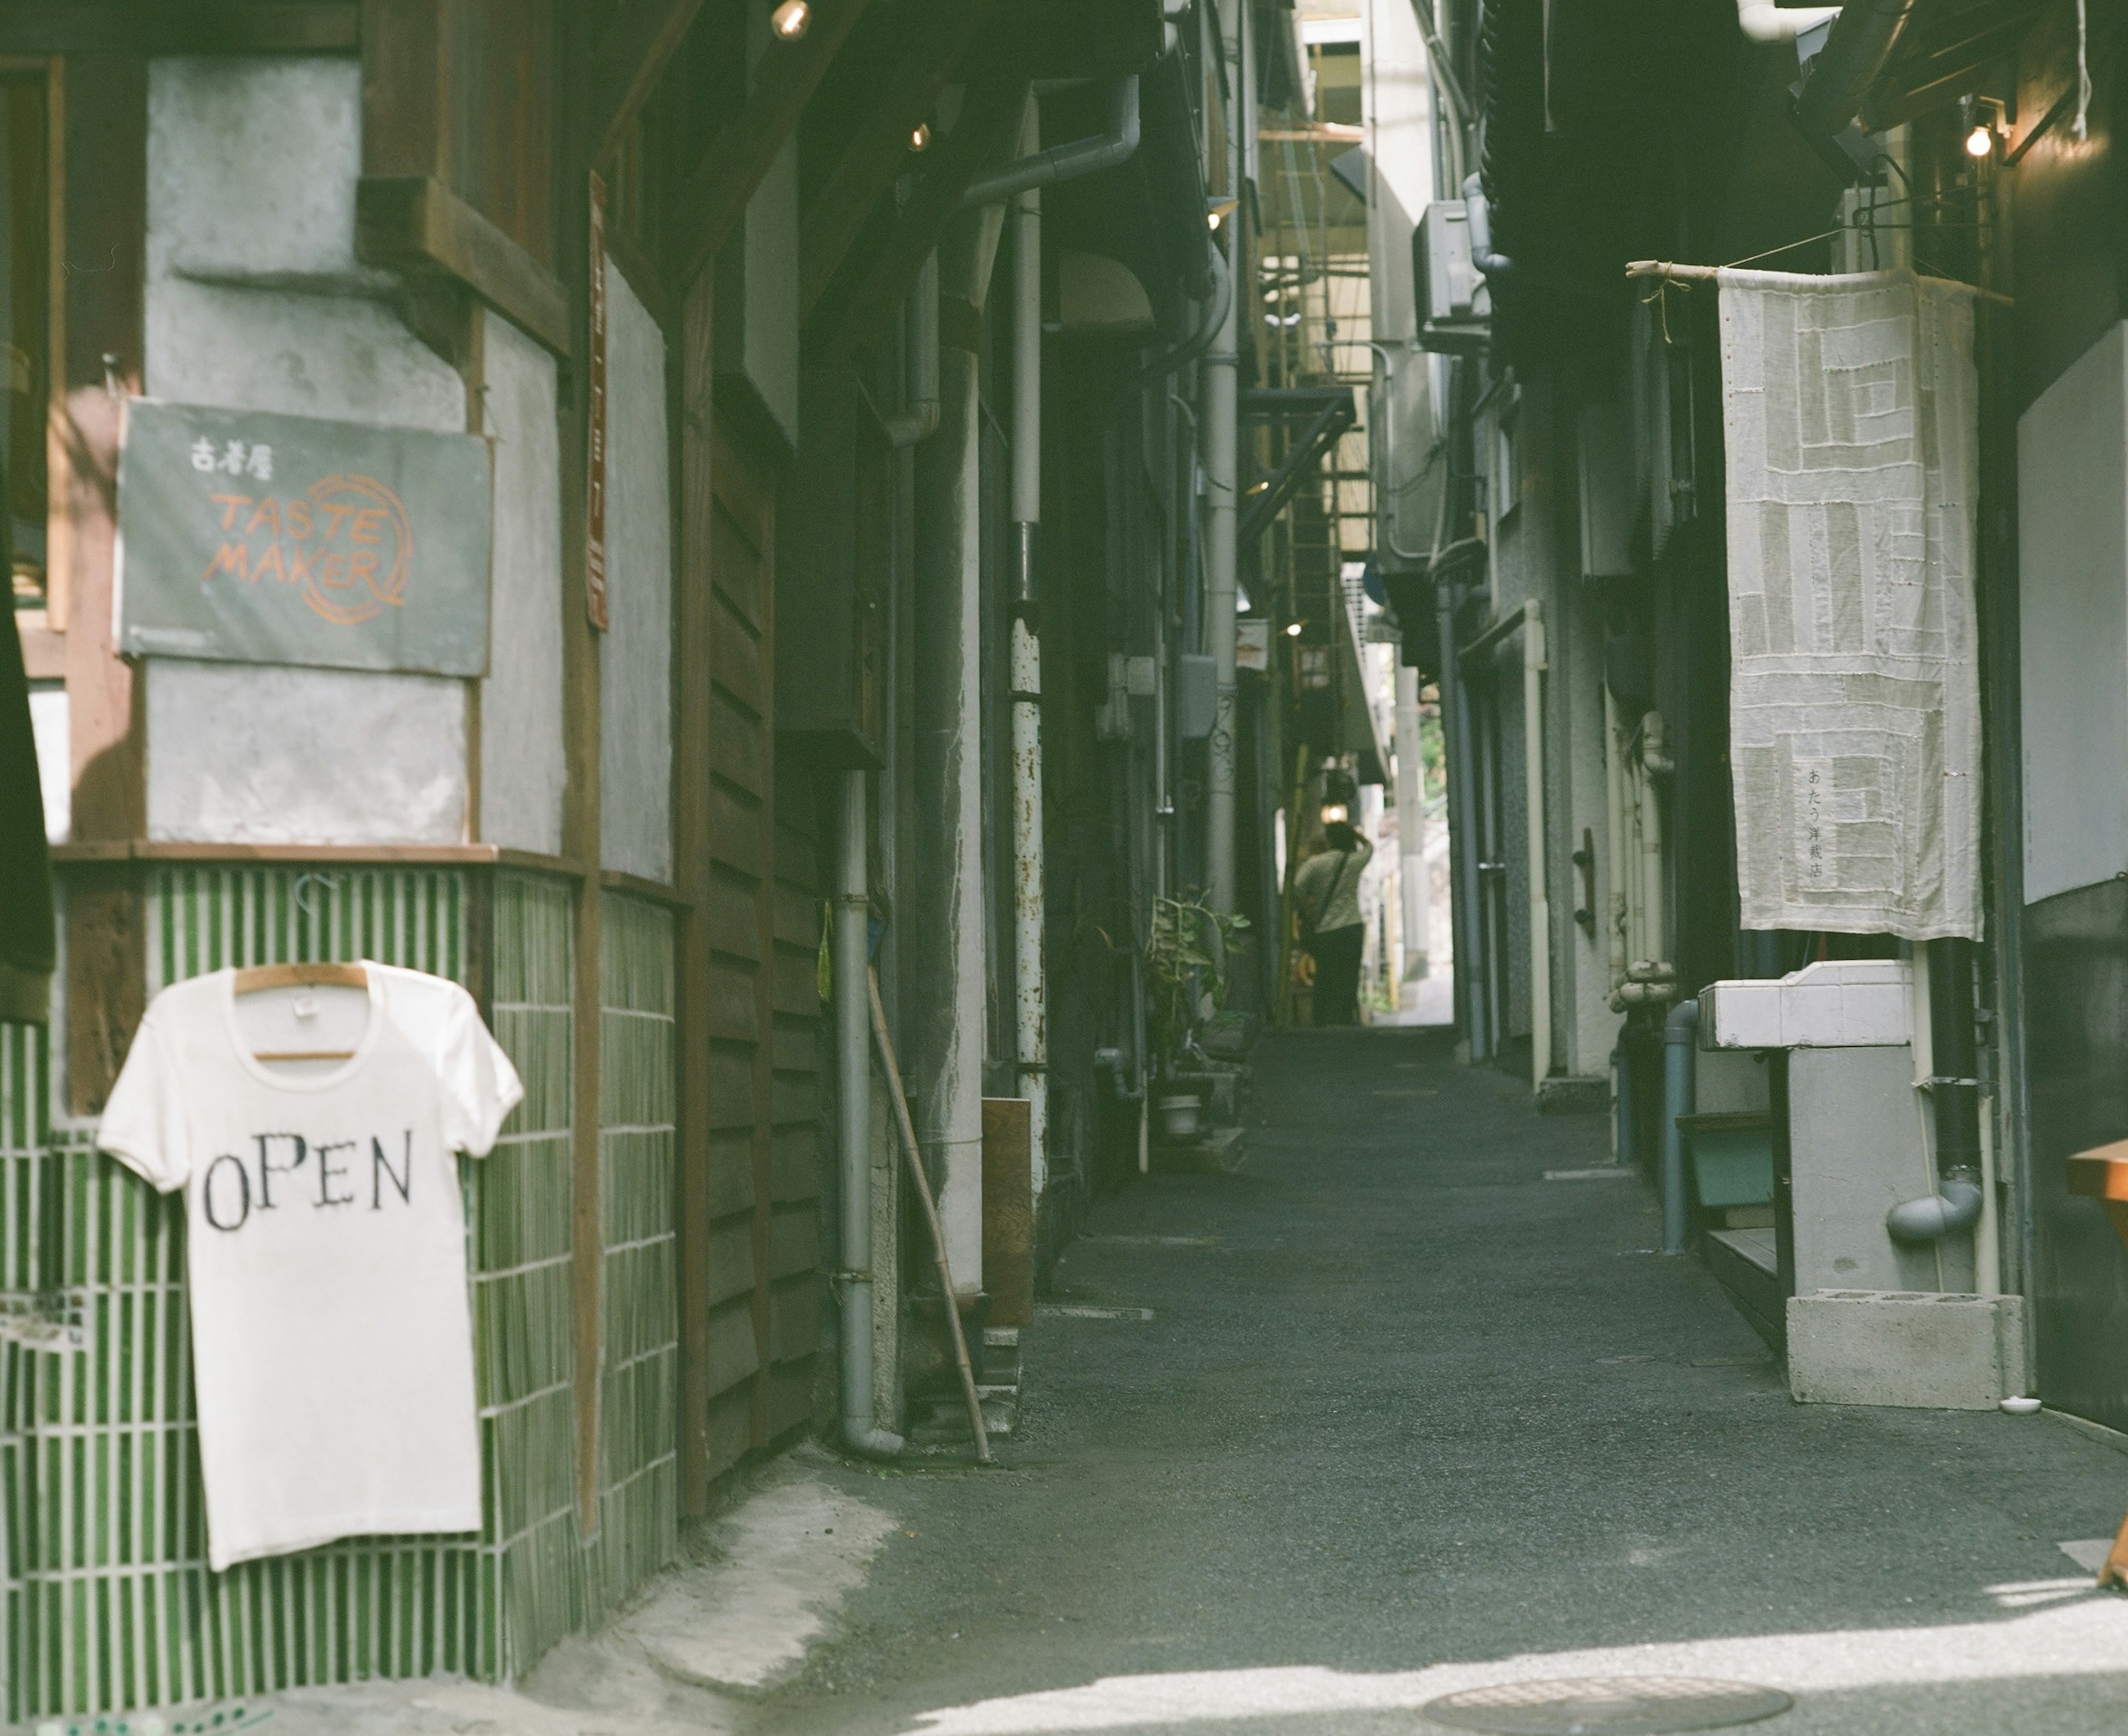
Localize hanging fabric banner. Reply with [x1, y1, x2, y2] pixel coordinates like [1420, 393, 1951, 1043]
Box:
[1717, 267, 1983, 941]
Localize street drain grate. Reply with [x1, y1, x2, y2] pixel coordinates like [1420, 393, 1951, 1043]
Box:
[1420, 1676, 1792, 1734]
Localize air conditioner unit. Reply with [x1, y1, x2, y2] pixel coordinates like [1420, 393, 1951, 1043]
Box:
[1415, 202, 1490, 355]
[1419, 203, 1476, 321]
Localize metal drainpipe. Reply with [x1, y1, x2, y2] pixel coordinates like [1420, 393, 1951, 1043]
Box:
[882, 252, 940, 449]
[836, 771, 905, 1458]
[1437, 576, 1488, 1057]
[1521, 601, 1549, 1089]
[961, 75, 1140, 210]
[1008, 105, 1050, 1203]
[1887, 935, 1984, 1244]
[1661, 996, 1697, 1254]
[1202, 7, 1245, 916]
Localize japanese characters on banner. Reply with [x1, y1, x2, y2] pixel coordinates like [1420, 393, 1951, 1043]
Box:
[585, 171, 611, 633]
[115, 400, 495, 677]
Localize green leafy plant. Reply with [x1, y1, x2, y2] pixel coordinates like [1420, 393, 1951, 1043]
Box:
[1144, 891, 1251, 1072]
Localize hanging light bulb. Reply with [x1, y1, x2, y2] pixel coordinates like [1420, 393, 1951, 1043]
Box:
[1965, 123, 1993, 158]
[1208, 210, 1222, 231]
[770, 0, 811, 40]
[1284, 621, 1304, 638]
[910, 122, 932, 152]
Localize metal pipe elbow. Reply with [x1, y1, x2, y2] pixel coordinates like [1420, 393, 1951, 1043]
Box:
[1885, 1176, 1983, 1244]
[1662, 997, 1700, 1046]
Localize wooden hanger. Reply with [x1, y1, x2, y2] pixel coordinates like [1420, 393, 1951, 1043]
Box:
[232, 960, 369, 1062]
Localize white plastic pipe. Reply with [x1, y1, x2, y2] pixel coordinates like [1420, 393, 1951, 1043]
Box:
[1602, 686, 1629, 997]
[1736, 0, 1841, 42]
[1523, 601, 1549, 1090]
[1009, 102, 1050, 1200]
[883, 252, 940, 449]
[836, 771, 904, 1459]
[1201, 3, 1245, 915]
[1639, 710, 1670, 978]
[1395, 664, 1428, 982]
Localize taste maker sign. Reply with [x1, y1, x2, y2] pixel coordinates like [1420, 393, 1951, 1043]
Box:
[116, 400, 494, 676]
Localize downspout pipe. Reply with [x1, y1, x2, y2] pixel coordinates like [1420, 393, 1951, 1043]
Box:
[1203, 7, 1245, 918]
[836, 770, 905, 1460]
[1792, 0, 1917, 139]
[962, 75, 1141, 209]
[1008, 105, 1050, 1201]
[1435, 565, 1487, 1058]
[1661, 997, 1697, 1254]
[1888, 935, 1986, 1244]
[882, 251, 939, 449]
[1521, 602, 1549, 1090]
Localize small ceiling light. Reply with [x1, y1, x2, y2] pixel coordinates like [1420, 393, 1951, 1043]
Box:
[1246, 479, 1271, 495]
[910, 122, 932, 152]
[1320, 802, 1349, 825]
[1965, 123, 1993, 158]
[770, 0, 811, 39]
[1284, 621, 1304, 637]
[1208, 210, 1222, 231]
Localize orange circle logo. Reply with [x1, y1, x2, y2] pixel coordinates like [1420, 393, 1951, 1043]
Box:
[301, 473, 413, 626]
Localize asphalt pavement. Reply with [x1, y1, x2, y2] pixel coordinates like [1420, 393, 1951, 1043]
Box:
[751, 1027, 2128, 1735]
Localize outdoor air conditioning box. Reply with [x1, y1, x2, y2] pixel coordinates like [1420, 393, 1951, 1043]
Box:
[1417, 202, 1476, 324]
[775, 369, 888, 767]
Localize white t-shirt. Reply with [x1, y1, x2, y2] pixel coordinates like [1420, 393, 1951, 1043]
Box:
[97, 962, 524, 1571]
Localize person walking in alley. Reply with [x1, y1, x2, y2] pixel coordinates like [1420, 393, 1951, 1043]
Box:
[1296, 822, 1372, 1026]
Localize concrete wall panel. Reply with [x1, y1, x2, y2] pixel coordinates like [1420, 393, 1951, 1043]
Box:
[598, 262, 673, 883]
[141, 57, 473, 844]
[480, 314, 566, 854]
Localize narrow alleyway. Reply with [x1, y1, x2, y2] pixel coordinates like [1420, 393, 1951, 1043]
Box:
[749, 1031, 2128, 1735]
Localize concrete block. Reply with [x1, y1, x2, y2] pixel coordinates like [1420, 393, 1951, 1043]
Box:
[1787, 1290, 2027, 1410]
[1695, 1048, 1771, 1115]
[1702, 960, 1913, 1049]
[1788, 1044, 1952, 1293]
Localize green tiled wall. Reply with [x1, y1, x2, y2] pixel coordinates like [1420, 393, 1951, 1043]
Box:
[0, 867, 682, 1718]
[590, 893, 681, 1622]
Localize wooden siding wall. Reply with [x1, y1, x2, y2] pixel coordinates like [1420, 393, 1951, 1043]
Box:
[692, 418, 793, 1479]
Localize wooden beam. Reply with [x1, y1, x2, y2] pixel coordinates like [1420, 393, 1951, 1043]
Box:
[0, 3, 359, 55]
[806, 67, 1028, 357]
[585, 0, 708, 173]
[798, 0, 990, 323]
[357, 173, 572, 354]
[674, 270, 716, 1509]
[663, 0, 876, 295]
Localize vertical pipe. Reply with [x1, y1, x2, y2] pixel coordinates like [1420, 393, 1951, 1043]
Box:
[1639, 710, 1668, 969]
[1439, 580, 1487, 1056]
[1010, 103, 1049, 1201]
[1396, 664, 1428, 987]
[1602, 687, 1629, 994]
[838, 772, 903, 1457]
[1523, 601, 1549, 1088]
[1661, 996, 1698, 1254]
[1203, 1, 1244, 913]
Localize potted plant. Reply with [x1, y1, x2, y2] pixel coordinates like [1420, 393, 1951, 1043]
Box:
[1144, 890, 1250, 1138]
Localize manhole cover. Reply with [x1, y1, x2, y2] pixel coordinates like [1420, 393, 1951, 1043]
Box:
[1421, 1676, 1792, 1735]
